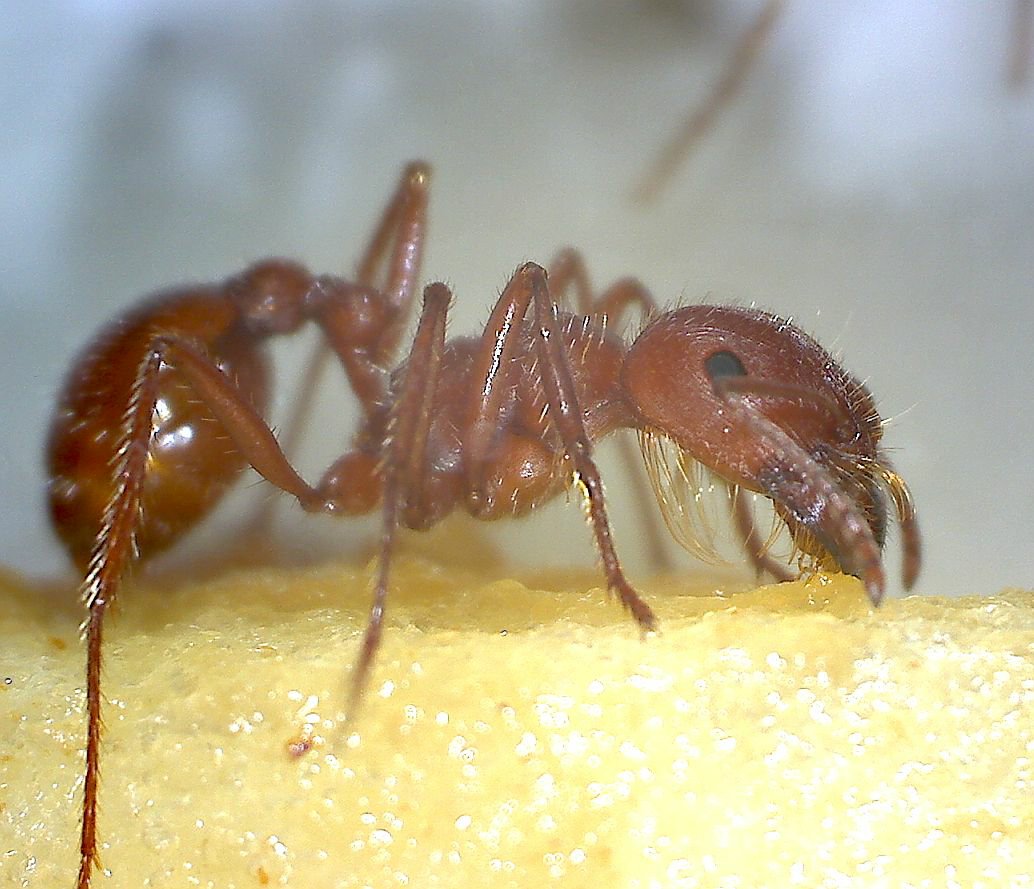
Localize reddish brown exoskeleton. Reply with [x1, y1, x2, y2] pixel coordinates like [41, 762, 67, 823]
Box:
[48, 162, 919, 888]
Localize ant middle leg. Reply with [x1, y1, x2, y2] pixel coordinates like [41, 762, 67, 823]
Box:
[547, 247, 657, 323]
[246, 163, 431, 538]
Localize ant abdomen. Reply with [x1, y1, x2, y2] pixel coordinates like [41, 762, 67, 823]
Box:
[47, 288, 270, 568]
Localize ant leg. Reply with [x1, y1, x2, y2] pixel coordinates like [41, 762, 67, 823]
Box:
[545, 248, 595, 313]
[348, 283, 451, 715]
[632, 0, 787, 203]
[316, 161, 431, 406]
[548, 250, 672, 573]
[243, 163, 430, 539]
[75, 327, 385, 888]
[530, 267, 658, 631]
[464, 265, 655, 625]
[465, 263, 573, 507]
[464, 267, 541, 497]
[548, 248, 657, 322]
[464, 264, 654, 628]
[139, 336, 332, 511]
[731, 487, 796, 582]
[238, 343, 334, 546]
[242, 165, 428, 541]
[75, 345, 171, 889]
[355, 161, 430, 323]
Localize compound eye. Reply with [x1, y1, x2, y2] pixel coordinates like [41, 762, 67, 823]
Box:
[705, 349, 747, 380]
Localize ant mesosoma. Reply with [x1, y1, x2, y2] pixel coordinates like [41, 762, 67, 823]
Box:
[47, 161, 920, 887]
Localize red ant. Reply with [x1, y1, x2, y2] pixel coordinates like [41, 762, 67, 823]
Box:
[48, 161, 920, 888]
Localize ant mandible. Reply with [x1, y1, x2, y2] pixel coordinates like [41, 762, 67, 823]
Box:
[48, 161, 920, 888]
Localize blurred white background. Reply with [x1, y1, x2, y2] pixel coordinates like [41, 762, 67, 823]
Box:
[2, 1, 1031, 598]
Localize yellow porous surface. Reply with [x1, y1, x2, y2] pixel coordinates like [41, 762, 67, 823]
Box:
[1, 548, 1033, 888]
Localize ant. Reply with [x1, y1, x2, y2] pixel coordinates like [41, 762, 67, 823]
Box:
[48, 161, 920, 888]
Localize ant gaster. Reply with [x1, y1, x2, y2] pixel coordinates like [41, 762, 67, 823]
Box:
[47, 162, 920, 888]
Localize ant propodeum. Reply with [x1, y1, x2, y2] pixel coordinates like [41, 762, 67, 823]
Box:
[47, 162, 920, 887]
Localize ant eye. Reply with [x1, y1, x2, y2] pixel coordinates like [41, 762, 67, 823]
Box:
[705, 350, 747, 380]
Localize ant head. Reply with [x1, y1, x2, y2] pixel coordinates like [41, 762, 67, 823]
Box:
[228, 260, 314, 335]
[622, 305, 879, 479]
[622, 305, 915, 594]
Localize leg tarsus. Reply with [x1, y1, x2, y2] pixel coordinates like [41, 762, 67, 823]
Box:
[77, 603, 105, 889]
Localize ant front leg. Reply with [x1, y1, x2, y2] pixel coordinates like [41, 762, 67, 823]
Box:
[531, 270, 656, 630]
[465, 263, 657, 632]
[546, 249, 673, 573]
